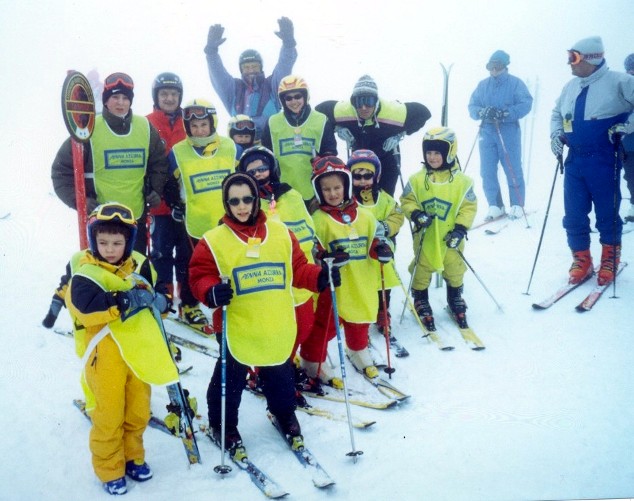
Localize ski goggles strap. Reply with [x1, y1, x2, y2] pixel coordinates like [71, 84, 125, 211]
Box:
[104, 72, 134, 91]
[95, 203, 136, 224]
[184, 105, 215, 121]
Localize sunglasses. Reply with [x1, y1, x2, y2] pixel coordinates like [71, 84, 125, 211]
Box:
[567, 50, 583, 65]
[104, 73, 134, 91]
[232, 120, 255, 131]
[247, 166, 270, 174]
[353, 95, 378, 109]
[352, 172, 374, 181]
[283, 93, 304, 102]
[94, 203, 135, 224]
[184, 105, 215, 121]
[227, 196, 255, 206]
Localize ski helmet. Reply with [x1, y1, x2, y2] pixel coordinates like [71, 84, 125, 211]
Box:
[311, 155, 352, 205]
[239, 49, 263, 71]
[182, 98, 217, 136]
[227, 114, 256, 143]
[238, 145, 280, 183]
[152, 72, 183, 108]
[422, 127, 458, 169]
[87, 202, 138, 262]
[278, 75, 309, 104]
[346, 149, 382, 184]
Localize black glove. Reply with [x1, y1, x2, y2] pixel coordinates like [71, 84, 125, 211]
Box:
[318, 263, 341, 291]
[171, 204, 185, 223]
[85, 197, 99, 214]
[444, 225, 468, 249]
[42, 296, 65, 328]
[145, 190, 161, 208]
[374, 242, 394, 263]
[205, 24, 226, 54]
[321, 246, 350, 267]
[113, 287, 155, 314]
[479, 107, 504, 120]
[411, 209, 433, 231]
[274, 17, 295, 47]
[206, 282, 233, 308]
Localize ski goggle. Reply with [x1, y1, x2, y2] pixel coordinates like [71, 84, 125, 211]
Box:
[352, 172, 374, 181]
[227, 196, 255, 206]
[104, 73, 134, 91]
[93, 203, 135, 224]
[486, 61, 505, 71]
[247, 166, 270, 174]
[567, 50, 583, 65]
[184, 105, 215, 121]
[231, 120, 256, 131]
[353, 95, 378, 109]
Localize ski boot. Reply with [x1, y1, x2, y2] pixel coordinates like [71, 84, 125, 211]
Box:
[210, 426, 244, 459]
[103, 477, 127, 495]
[299, 356, 344, 390]
[125, 460, 153, 482]
[347, 347, 379, 379]
[412, 288, 435, 331]
[597, 244, 621, 286]
[568, 249, 593, 284]
[180, 303, 210, 333]
[447, 285, 468, 329]
[274, 411, 304, 451]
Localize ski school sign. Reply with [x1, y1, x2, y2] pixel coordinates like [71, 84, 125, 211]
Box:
[62, 71, 95, 142]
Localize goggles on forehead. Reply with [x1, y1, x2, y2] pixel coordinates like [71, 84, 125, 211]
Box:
[184, 105, 215, 121]
[227, 195, 255, 206]
[94, 203, 135, 224]
[232, 120, 256, 132]
[353, 95, 378, 109]
[104, 73, 134, 91]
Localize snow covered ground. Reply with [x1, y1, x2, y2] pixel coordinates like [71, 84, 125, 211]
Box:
[1, 1, 634, 500]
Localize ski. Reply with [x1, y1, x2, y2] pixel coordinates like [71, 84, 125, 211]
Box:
[164, 383, 203, 464]
[166, 331, 219, 358]
[206, 429, 288, 499]
[471, 214, 507, 230]
[165, 316, 215, 337]
[404, 301, 455, 351]
[303, 385, 398, 410]
[575, 262, 628, 312]
[389, 335, 410, 357]
[73, 399, 173, 436]
[531, 269, 596, 310]
[359, 371, 410, 401]
[245, 387, 376, 429]
[0, 212, 10, 220]
[268, 413, 335, 489]
[484, 210, 536, 235]
[445, 307, 485, 350]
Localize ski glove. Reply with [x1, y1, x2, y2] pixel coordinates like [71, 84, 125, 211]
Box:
[86, 197, 99, 214]
[608, 123, 628, 144]
[205, 24, 226, 54]
[335, 126, 355, 146]
[206, 282, 233, 308]
[146, 190, 161, 208]
[411, 209, 433, 232]
[274, 16, 295, 47]
[113, 287, 154, 314]
[383, 133, 405, 152]
[444, 225, 468, 249]
[375, 220, 390, 239]
[479, 107, 506, 121]
[317, 264, 342, 291]
[320, 246, 350, 267]
[550, 135, 565, 157]
[374, 242, 394, 263]
[171, 204, 185, 223]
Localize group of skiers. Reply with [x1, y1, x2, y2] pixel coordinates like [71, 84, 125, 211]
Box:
[46, 18, 634, 494]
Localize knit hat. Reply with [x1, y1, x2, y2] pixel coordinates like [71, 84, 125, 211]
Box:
[102, 72, 134, 105]
[351, 75, 378, 98]
[624, 53, 634, 73]
[570, 36, 604, 65]
[486, 50, 510, 70]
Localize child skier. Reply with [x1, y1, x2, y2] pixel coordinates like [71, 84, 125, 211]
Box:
[66, 203, 175, 495]
[188, 172, 339, 453]
[300, 156, 394, 385]
[400, 127, 477, 329]
[348, 149, 404, 333]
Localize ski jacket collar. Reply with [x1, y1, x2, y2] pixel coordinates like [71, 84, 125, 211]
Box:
[318, 198, 359, 223]
[576, 61, 608, 88]
[220, 210, 268, 242]
[102, 107, 132, 134]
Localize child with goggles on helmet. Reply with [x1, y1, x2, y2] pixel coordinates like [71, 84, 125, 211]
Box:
[65, 203, 174, 495]
[400, 127, 477, 331]
[301, 156, 395, 385]
[227, 114, 257, 152]
[163, 98, 238, 331]
[347, 149, 404, 335]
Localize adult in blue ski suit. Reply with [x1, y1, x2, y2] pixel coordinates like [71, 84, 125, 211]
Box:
[204, 17, 297, 142]
[622, 53, 634, 223]
[550, 37, 634, 286]
[468, 50, 533, 220]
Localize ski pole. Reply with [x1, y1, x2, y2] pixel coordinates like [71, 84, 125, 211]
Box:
[399, 226, 426, 324]
[494, 120, 530, 228]
[523, 158, 562, 295]
[610, 138, 624, 298]
[324, 257, 363, 462]
[462, 123, 482, 174]
[214, 276, 232, 475]
[379, 263, 395, 377]
[456, 249, 503, 311]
